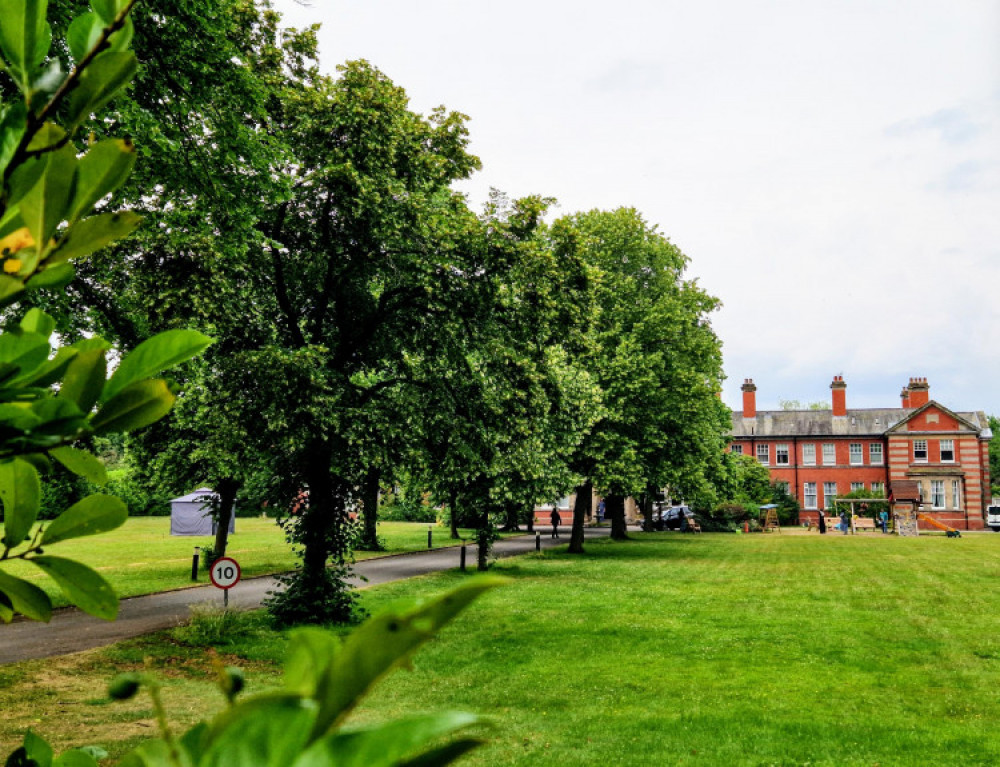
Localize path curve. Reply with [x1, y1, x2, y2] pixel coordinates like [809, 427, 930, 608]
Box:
[0, 526, 609, 664]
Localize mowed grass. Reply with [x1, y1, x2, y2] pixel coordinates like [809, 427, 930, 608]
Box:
[0, 516, 482, 607]
[4, 532, 1000, 765]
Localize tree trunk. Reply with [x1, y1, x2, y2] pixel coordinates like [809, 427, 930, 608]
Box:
[448, 489, 460, 539]
[608, 493, 629, 540]
[500, 499, 520, 532]
[212, 477, 240, 560]
[641, 484, 655, 533]
[525, 500, 535, 533]
[301, 447, 336, 584]
[477, 511, 490, 571]
[358, 465, 382, 550]
[568, 480, 591, 554]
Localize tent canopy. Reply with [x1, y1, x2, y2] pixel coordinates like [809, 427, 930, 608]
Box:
[169, 488, 235, 536]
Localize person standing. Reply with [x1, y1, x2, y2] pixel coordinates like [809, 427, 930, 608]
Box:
[597, 499, 605, 524]
[840, 509, 850, 535]
[550, 506, 561, 538]
[879, 509, 889, 534]
[818, 508, 827, 534]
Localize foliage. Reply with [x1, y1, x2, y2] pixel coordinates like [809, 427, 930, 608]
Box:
[989, 414, 999, 497]
[4, 579, 503, 767]
[833, 487, 888, 517]
[0, 0, 209, 623]
[769, 480, 800, 525]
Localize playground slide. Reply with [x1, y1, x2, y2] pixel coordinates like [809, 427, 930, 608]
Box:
[916, 513, 961, 538]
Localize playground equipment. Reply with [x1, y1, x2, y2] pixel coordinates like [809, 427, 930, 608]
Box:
[916, 513, 961, 538]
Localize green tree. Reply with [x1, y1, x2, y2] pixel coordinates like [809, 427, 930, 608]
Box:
[989, 414, 999, 497]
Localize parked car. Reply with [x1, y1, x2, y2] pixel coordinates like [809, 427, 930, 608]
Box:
[650, 505, 694, 531]
[987, 505, 1000, 532]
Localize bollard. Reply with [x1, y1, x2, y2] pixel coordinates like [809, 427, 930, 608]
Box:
[427, 525, 433, 549]
[191, 546, 200, 581]
[743, 522, 749, 533]
[460, 543, 467, 571]
[536, 532, 541, 551]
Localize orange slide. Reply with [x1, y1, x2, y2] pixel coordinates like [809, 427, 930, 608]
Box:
[916, 513, 961, 538]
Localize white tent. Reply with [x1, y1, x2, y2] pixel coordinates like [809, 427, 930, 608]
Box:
[169, 488, 235, 536]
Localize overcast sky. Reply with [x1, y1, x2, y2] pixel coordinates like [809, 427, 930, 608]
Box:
[273, 0, 1000, 416]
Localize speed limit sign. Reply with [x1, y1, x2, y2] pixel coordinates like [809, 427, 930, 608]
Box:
[210, 557, 241, 590]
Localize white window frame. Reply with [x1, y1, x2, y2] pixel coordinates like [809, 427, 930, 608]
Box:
[822, 443, 835, 465]
[871, 482, 884, 496]
[952, 480, 960, 509]
[849, 443, 863, 465]
[823, 482, 837, 510]
[804, 482, 817, 509]
[850, 482, 864, 493]
[775, 444, 789, 465]
[930, 480, 945, 509]
[757, 444, 769, 465]
[869, 443, 883, 465]
[913, 440, 928, 463]
[802, 443, 816, 465]
[731, 443, 743, 454]
[939, 439, 955, 463]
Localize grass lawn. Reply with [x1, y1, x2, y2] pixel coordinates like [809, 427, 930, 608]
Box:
[0, 516, 486, 607]
[3, 531, 1000, 765]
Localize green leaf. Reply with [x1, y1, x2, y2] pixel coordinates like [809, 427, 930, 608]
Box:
[117, 738, 187, 767]
[307, 577, 505, 737]
[19, 144, 77, 247]
[11, 345, 77, 388]
[293, 713, 482, 767]
[23, 730, 54, 767]
[91, 378, 175, 434]
[66, 51, 137, 130]
[200, 694, 317, 767]
[48, 211, 141, 265]
[25, 121, 66, 152]
[26, 261, 75, 290]
[52, 750, 101, 767]
[49, 447, 108, 485]
[90, 0, 117, 25]
[0, 457, 41, 548]
[0, 403, 42, 431]
[20, 307, 54, 337]
[0, 329, 49, 378]
[58, 346, 106, 412]
[66, 11, 102, 62]
[0, 0, 52, 85]
[0, 569, 52, 622]
[104, 329, 212, 402]
[67, 138, 137, 223]
[397, 739, 483, 767]
[29, 555, 117, 619]
[0, 101, 27, 180]
[42, 494, 125, 545]
[0, 274, 25, 306]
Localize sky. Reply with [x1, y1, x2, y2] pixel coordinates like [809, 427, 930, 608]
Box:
[272, 0, 1000, 416]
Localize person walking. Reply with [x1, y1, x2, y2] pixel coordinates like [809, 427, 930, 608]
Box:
[840, 509, 850, 535]
[879, 509, 889, 534]
[550, 506, 561, 538]
[818, 508, 827, 534]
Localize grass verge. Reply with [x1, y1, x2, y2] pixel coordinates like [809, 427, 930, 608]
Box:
[3, 532, 1000, 765]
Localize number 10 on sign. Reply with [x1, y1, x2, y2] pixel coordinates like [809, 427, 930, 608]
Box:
[210, 557, 241, 608]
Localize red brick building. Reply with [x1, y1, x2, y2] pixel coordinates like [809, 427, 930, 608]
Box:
[729, 376, 992, 530]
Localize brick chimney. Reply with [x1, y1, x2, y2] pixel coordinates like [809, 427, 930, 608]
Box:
[900, 386, 910, 408]
[741, 379, 757, 418]
[908, 377, 929, 408]
[830, 375, 847, 416]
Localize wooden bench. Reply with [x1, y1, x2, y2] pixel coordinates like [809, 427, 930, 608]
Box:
[853, 517, 877, 532]
[685, 519, 702, 533]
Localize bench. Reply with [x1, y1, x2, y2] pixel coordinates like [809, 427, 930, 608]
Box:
[853, 517, 877, 532]
[685, 519, 702, 533]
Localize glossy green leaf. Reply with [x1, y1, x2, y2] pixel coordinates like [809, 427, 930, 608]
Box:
[11, 345, 76, 388]
[67, 138, 137, 223]
[0, 403, 42, 431]
[91, 378, 175, 434]
[200, 695, 317, 767]
[58, 346, 106, 412]
[0, 101, 27, 179]
[42, 494, 125, 545]
[0, 569, 52, 622]
[0, 457, 41, 548]
[66, 11, 102, 62]
[308, 577, 505, 737]
[104, 329, 212, 402]
[23, 730, 55, 767]
[48, 211, 141, 265]
[30, 555, 118, 619]
[293, 712, 482, 767]
[18, 452, 52, 474]
[25, 121, 66, 152]
[49, 446, 109, 485]
[0, 274, 25, 306]
[90, 0, 118, 25]
[20, 307, 54, 337]
[66, 51, 137, 130]
[19, 144, 77, 247]
[53, 749, 102, 767]
[0, 596, 13, 623]
[26, 261, 75, 290]
[0, 0, 52, 84]
[0, 330, 49, 374]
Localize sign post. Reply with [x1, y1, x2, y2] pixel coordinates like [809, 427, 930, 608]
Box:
[209, 556, 241, 608]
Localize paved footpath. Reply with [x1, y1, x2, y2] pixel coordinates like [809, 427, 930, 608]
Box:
[0, 526, 608, 664]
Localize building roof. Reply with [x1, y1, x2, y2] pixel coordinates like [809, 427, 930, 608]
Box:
[730, 406, 989, 438]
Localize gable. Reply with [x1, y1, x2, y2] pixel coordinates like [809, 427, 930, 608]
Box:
[906, 405, 960, 432]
